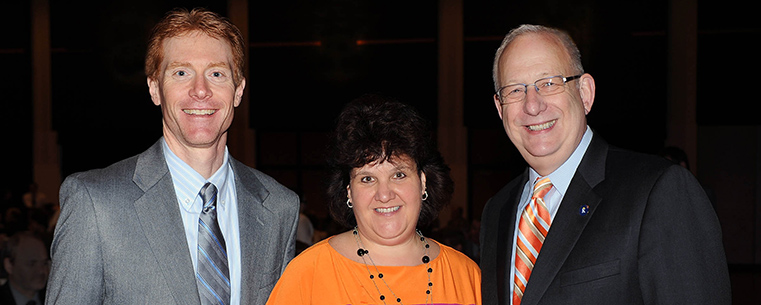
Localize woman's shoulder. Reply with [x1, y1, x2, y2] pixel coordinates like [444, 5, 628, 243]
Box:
[433, 240, 481, 271]
[293, 237, 335, 259]
[282, 238, 333, 271]
[287, 233, 359, 268]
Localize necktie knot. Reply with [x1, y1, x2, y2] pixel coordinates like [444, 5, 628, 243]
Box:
[200, 182, 218, 213]
[532, 177, 552, 200]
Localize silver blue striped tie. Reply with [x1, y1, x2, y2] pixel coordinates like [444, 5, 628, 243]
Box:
[196, 182, 230, 305]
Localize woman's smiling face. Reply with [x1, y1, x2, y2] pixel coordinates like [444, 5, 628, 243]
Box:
[348, 154, 427, 246]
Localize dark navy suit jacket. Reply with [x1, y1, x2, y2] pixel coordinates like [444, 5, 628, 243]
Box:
[480, 134, 731, 304]
[0, 282, 45, 305]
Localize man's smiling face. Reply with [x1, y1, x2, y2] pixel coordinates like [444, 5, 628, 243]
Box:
[148, 30, 245, 151]
[493, 32, 594, 175]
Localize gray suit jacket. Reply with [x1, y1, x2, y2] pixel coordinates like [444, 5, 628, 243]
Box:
[46, 139, 300, 305]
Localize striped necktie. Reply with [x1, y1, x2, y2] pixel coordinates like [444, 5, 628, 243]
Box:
[513, 177, 553, 305]
[196, 182, 231, 305]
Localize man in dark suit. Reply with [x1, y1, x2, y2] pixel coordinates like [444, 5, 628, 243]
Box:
[480, 24, 730, 304]
[46, 8, 300, 305]
[1, 231, 49, 305]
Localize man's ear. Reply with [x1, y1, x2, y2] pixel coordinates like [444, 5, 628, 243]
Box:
[4, 257, 13, 275]
[493, 94, 505, 120]
[147, 77, 161, 106]
[578, 73, 596, 115]
[234, 78, 246, 108]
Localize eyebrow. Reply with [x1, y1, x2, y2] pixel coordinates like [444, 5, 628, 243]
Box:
[351, 163, 415, 178]
[503, 73, 556, 85]
[165, 61, 231, 70]
[393, 164, 414, 172]
[166, 62, 190, 70]
[206, 62, 231, 70]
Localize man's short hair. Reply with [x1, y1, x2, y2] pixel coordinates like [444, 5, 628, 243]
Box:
[492, 24, 584, 91]
[145, 8, 245, 86]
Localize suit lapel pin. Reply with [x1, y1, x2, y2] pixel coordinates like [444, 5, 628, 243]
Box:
[579, 204, 590, 216]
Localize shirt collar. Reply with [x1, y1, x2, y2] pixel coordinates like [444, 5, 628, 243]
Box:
[162, 138, 231, 210]
[8, 282, 41, 304]
[529, 126, 593, 195]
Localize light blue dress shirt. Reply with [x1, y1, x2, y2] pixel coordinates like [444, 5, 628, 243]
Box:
[162, 139, 242, 305]
[508, 127, 593, 304]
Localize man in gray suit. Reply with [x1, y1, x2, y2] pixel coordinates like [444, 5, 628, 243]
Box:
[46, 8, 300, 305]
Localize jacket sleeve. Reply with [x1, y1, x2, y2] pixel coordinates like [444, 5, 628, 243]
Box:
[637, 165, 731, 304]
[46, 174, 105, 304]
[281, 193, 300, 273]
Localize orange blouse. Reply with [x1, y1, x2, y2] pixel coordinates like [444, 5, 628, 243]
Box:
[266, 236, 481, 305]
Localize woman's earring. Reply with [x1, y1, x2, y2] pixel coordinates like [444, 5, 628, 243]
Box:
[422, 191, 429, 201]
[346, 198, 353, 208]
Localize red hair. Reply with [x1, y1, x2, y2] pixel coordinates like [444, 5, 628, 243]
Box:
[145, 8, 245, 85]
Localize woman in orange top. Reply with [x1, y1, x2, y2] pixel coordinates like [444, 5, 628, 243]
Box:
[266, 95, 481, 305]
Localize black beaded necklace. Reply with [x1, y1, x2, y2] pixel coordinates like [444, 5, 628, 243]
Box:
[352, 227, 433, 305]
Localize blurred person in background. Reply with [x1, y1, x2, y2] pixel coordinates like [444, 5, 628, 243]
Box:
[1, 231, 49, 305]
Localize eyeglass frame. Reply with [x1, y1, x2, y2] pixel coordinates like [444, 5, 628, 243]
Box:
[495, 74, 583, 104]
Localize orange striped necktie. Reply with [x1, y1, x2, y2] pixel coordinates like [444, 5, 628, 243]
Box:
[513, 177, 553, 305]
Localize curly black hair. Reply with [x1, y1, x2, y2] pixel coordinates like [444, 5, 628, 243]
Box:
[326, 94, 454, 229]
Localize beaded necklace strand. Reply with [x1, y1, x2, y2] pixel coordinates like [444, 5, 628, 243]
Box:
[353, 227, 433, 305]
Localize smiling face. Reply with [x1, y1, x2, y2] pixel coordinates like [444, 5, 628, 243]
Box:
[347, 154, 427, 246]
[148, 31, 245, 154]
[493, 32, 595, 175]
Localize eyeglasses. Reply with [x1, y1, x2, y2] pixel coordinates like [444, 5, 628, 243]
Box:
[495, 74, 582, 104]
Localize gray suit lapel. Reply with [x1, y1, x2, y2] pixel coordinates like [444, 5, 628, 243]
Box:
[132, 140, 201, 305]
[231, 159, 276, 304]
[521, 136, 607, 305]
